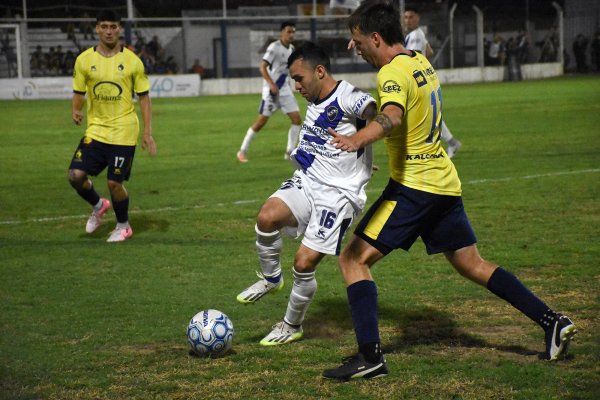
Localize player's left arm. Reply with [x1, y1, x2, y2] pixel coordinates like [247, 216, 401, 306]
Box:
[138, 94, 156, 156]
[425, 42, 434, 58]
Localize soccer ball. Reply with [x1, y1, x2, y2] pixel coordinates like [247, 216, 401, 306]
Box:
[187, 309, 234, 357]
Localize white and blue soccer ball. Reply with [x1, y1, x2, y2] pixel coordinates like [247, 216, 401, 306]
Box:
[187, 309, 234, 357]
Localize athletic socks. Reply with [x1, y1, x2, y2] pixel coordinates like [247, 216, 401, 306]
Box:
[255, 225, 283, 281]
[76, 182, 101, 207]
[111, 196, 129, 224]
[487, 266, 556, 330]
[284, 268, 317, 326]
[347, 280, 381, 361]
[240, 127, 256, 153]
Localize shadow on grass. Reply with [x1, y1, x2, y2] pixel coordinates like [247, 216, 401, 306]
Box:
[78, 214, 171, 239]
[306, 297, 537, 357]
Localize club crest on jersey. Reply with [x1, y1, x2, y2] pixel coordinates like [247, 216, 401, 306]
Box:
[92, 81, 123, 102]
[382, 80, 401, 93]
[326, 105, 339, 122]
[91, 65, 96, 72]
[118, 63, 124, 71]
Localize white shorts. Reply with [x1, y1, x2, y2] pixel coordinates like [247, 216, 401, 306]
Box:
[270, 171, 358, 256]
[259, 91, 299, 117]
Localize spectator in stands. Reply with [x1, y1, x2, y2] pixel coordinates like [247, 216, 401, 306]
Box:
[538, 30, 558, 63]
[45, 46, 60, 76]
[146, 35, 165, 61]
[63, 49, 76, 75]
[80, 12, 94, 40]
[55, 45, 65, 72]
[516, 30, 530, 63]
[573, 33, 589, 73]
[165, 56, 178, 74]
[190, 58, 205, 77]
[134, 31, 146, 54]
[1, 32, 17, 77]
[120, 36, 136, 52]
[488, 34, 505, 65]
[591, 31, 600, 72]
[30, 45, 45, 76]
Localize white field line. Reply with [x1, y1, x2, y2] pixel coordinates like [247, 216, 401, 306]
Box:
[1, 168, 598, 226]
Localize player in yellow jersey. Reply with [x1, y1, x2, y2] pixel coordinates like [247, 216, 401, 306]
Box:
[68, 10, 156, 242]
[322, 1, 575, 381]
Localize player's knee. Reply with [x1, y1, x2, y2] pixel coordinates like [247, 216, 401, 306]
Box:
[107, 180, 126, 198]
[68, 169, 86, 188]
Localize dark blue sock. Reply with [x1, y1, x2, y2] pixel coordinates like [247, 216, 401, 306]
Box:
[76, 186, 100, 207]
[487, 267, 556, 330]
[111, 197, 129, 223]
[347, 280, 380, 357]
[264, 274, 281, 284]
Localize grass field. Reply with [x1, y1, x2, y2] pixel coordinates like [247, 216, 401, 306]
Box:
[1, 75, 599, 399]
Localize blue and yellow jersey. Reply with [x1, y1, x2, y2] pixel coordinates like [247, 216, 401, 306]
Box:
[73, 46, 149, 146]
[377, 51, 461, 196]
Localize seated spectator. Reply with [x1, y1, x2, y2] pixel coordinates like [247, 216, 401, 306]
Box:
[63, 50, 76, 75]
[165, 56, 178, 74]
[134, 30, 146, 54]
[30, 45, 45, 76]
[45, 46, 60, 76]
[190, 58, 205, 77]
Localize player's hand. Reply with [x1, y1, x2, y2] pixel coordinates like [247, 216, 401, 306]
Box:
[269, 83, 279, 97]
[72, 110, 84, 125]
[328, 127, 359, 152]
[142, 134, 157, 156]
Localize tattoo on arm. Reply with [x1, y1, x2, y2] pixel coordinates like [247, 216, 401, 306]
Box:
[374, 113, 393, 135]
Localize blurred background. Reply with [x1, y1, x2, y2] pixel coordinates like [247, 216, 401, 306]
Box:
[0, 0, 598, 80]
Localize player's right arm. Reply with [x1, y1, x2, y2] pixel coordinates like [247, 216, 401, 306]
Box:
[71, 53, 87, 125]
[72, 93, 85, 125]
[259, 59, 278, 96]
[329, 105, 403, 152]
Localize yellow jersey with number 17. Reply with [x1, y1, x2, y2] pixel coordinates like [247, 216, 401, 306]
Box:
[73, 46, 150, 146]
[377, 51, 461, 196]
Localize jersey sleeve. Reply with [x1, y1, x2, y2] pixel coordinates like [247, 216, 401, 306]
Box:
[262, 42, 276, 65]
[346, 87, 375, 120]
[377, 64, 409, 113]
[72, 55, 87, 94]
[133, 56, 150, 95]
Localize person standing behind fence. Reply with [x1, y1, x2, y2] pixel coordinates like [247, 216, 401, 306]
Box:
[68, 10, 156, 242]
[236, 21, 302, 163]
[403, 7, 462, 158]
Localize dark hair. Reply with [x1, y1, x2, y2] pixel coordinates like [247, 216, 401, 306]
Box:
[404, 6, 420, 14]
[348, 1, 404, 45]
[96, 10, 121, 23]
[287, 41, 331, 70]
[280, 21, 296, 31]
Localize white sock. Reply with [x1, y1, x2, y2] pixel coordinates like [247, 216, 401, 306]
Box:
[440, 120, 454, 143]
[92, 197, 103, 211]
[240, 127, 256, 154]
[116, 221, 129, 229]
[255, 224, 282, 278]
[286, 124, 301, 154]
[284, 267, 317, 326]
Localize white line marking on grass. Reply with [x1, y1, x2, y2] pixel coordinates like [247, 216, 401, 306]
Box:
[1, 168, 598, 226]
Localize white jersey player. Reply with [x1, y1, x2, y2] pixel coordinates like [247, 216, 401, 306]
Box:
[236, 42, 377, 346]
[404, 7, 462, 158]
[237, 22, 302, 163]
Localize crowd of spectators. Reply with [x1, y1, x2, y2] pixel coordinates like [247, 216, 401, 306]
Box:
[28, 19, 179, 77]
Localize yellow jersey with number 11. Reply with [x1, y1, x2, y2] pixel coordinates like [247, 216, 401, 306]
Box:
[73, 46, 150, 146]
[377, 51, 461, 196]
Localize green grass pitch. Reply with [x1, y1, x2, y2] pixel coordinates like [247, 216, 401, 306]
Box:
[0, 75, 599, 399]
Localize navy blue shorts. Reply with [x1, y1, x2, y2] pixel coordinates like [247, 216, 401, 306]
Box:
[69, 137, 136, 182]
[355, 179, 477, 255]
